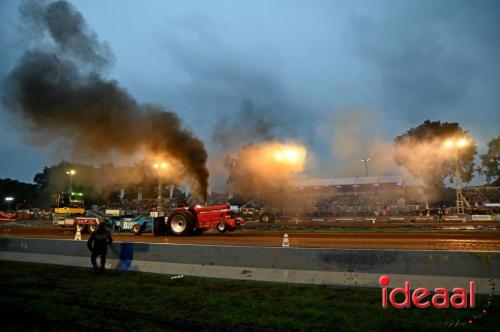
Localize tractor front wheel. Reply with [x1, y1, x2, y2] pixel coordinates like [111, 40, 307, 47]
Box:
[216, 222, 228, 233]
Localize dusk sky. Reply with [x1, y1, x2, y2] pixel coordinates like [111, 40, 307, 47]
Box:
[1, 0, 499, 188]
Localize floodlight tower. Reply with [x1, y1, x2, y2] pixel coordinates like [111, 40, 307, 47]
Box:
[153, 162, 168, 213]
[443, 139, 468, 215]
[4, 197, 14, 211]
[361, 158, 370, 177]
[65, 169, 76, 191]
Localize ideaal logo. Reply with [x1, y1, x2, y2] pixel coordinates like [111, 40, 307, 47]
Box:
[379, 275, 475, 309]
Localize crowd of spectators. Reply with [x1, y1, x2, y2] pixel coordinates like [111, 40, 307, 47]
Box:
[261, 186, 428, 217]
[102, 195, 189, 215]
[319, 190, 423, 217]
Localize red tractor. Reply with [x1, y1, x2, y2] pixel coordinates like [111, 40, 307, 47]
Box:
[156, 203, 245, 236]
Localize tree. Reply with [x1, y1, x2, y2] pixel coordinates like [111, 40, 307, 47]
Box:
[479, 136, 500, 185]
[393, 120, 477, 188]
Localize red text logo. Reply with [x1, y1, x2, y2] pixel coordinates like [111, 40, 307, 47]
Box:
[379, 275, 475, 309]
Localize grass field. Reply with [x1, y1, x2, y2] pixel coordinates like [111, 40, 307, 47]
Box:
[0, 261, 498, 331]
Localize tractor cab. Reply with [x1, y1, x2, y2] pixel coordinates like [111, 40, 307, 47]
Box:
[52, 191, 85, 215]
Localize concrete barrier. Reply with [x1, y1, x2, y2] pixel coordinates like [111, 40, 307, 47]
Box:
[0, 237, 498, 294]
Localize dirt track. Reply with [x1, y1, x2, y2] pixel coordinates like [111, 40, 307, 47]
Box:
[1, 224, 499, 251]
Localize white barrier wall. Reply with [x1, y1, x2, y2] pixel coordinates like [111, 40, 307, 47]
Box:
[0, 237, 498, 294]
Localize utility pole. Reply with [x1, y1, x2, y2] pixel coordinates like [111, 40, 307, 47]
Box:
[444, 139, 468, 215]
[153, 162, 168, 213]
[66, 169, 76, 192]
[454, 149, 465, 215]
[361, 158, 370, 177]
[158, 172, 162, 212]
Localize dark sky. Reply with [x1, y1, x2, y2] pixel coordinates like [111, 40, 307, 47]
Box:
[1, 0, 499, 187]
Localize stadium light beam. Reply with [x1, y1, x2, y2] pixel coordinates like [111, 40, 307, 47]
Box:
[284, 149, 299, 162]
[154, 162, 168, 169]
[457, 138, 468, 148]
[273, 147, 303, 165]
[444, 140, 454, 148]
[443, 138, 468, 149]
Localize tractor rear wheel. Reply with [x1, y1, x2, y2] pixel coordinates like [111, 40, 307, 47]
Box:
[167, 211, 195, 236]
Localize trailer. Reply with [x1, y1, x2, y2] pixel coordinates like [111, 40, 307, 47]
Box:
[74, 216, 100, 233]
[85, 211, 153, 235]
[110, 215, 154, 235]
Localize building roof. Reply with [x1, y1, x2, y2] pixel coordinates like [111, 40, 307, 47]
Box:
[291, 175, 404, 187]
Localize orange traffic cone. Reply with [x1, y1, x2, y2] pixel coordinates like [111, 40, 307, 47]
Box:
[282, 233, 290, 247]
[74, 225, 82, 241]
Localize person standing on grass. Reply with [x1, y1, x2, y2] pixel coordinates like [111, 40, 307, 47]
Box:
[87, 221, 113, 274]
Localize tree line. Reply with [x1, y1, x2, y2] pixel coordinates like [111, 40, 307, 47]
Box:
[1, 160, 164, 209]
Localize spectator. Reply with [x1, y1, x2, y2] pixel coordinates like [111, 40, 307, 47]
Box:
[437, 206, 444, 220]
[87, 222, 113, 274]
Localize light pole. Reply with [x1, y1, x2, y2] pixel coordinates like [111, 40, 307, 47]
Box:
[153, 162, 168, 212]
[361, 158, 370, 177]
[443, 138, 468, 215]
[4, 197, 14, 211]
[65, 169, 76, 192]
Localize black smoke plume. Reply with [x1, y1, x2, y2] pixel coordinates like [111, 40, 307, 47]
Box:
[3, 0, 209, 198]
[212, 100, 277, 151]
